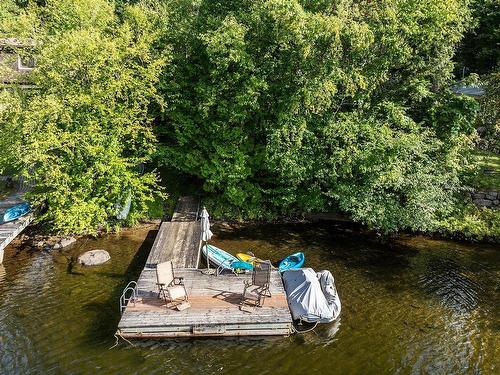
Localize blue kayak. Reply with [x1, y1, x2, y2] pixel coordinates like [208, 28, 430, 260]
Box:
[202, 244, 253, 271]
[278, 252, 305, 272]
[231, 261, 253, 271]
[3, 202, 31, 223]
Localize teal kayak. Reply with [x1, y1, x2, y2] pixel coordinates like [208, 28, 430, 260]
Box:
[202, 244, 253, 271]
[278, 252, 305, 272]
[3, 202, 31, 223]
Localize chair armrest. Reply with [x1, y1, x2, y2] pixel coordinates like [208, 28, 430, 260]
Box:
[244, 280, 252, 287]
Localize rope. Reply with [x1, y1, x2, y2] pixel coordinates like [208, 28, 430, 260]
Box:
[109, 331, 136, 349]
[109, 334, 120, 350]
[118, 331, 135, 347]
[292, 319, 319, 334]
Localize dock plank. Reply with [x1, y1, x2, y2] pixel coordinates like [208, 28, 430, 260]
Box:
[146, 221, 201, 269]
[171, 196, 199, 222]
[0, 213, 33, 263]
[137, 268, 285, 298]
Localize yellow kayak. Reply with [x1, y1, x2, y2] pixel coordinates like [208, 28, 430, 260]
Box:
[236, 253, 262, 265]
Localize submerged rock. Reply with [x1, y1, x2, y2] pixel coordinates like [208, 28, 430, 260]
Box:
[78, 250, 110, 266]
[53, 237, 76, 249]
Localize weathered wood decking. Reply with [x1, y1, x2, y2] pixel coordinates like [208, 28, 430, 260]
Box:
[119, 269, 291, 337]
[146, 221, 201, 269]
[146, 195, 201, 269]
[171, 195, 199, 222]
[0, 193, 33, 264]
[117, 196, 293, 338]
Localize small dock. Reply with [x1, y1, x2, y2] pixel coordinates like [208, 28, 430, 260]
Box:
[117, 196, 292, 338]
[0, 192, 33, 264]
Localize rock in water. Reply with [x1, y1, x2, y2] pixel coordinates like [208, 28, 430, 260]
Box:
[53, 237, 76, 249]
[78, 250, 110, 266]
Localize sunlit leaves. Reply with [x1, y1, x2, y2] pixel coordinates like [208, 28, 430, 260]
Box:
[158, 0, 477, 231]
[0, 0, 167, 234]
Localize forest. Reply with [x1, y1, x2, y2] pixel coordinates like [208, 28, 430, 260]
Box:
[0, 0, 498, 239]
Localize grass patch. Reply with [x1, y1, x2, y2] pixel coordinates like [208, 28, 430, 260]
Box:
[469, 150, 500, 190]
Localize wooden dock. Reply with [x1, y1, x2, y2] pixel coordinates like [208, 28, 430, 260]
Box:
[171, 195, 199, 222]
[0, 193, 33, 264]
[117, 196, 293, 338]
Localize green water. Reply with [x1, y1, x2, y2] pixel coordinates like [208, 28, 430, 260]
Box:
[0, 222, 498, 374]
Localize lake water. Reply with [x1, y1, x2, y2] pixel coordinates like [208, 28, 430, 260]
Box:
[0, 222, 498, 374]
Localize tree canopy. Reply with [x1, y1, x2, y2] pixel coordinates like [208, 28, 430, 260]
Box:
[0, 0, 491, 236]
[0, 0, 167, 233]
[456, 0, 500, 74]
[157, 0, 478, 232]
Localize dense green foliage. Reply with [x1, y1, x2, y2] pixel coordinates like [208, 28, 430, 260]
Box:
[476, 72, 500, 152]
[439, 203, 500, 241]
[0, 0, 496, 238]
[157, 0, 478, 232]
[456, 0, 500, 74]
[0, 0, 166, 233]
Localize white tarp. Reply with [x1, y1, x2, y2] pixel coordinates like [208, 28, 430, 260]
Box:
[283, 268, 341, 323]
[317, 270, 341, 321]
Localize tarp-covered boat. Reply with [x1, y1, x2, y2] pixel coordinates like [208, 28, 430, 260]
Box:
[278, 252, 305, 272]
[283, 268, 341, 323]
[3, 202, 31, 223]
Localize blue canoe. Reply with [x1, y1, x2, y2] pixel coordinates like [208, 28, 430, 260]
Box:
[202, 244, 253, 271]
[3, 202, 31, 223]
[278, 252, 305, 272]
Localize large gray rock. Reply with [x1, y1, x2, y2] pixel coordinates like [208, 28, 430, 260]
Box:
[53, 237, 76, 249]
[486, 192, 498, 199]
[78, 250, 110, 266]
[474, 199, 492, 207]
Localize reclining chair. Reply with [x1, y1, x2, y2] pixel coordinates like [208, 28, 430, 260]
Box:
[156, 261, 189, 310]
[241, 260, 272, 310]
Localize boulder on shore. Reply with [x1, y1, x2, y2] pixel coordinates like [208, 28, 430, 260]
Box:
[78, 250, 110, 266]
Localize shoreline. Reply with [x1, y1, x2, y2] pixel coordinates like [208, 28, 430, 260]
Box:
[209, 213, 500, 245]
[9, 212, 499, 253]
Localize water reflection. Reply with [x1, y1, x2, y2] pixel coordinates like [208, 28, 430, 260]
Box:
[419, 257, 482, 313]
[0, 264, 5, 284]
[0, 222, 498, 374]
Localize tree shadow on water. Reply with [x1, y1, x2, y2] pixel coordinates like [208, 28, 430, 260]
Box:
[217, 220, 417, 269]
[215, 220, 421, 296]
[82, 229, 157, 344]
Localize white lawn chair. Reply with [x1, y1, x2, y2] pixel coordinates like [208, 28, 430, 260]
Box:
[156, 261, 189, 309]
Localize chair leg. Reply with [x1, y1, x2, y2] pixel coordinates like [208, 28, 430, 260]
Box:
[258, 295, 265, 307]
[161, 289, 169, 305]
